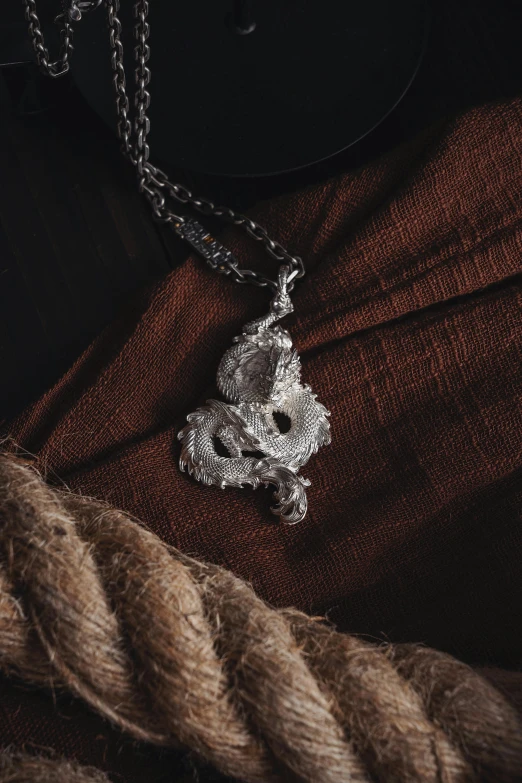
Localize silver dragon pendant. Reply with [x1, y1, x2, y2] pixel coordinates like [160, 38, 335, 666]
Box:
[178, 266, 331, 523]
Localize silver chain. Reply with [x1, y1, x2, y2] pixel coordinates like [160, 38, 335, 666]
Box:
[23, 0, 75, 77]
[22, 0, 305, 291]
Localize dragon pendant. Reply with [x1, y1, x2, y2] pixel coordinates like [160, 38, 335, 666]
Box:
[178, 266, 331, 523]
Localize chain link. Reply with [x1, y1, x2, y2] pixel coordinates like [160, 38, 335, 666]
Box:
[22, 0, 305, 290]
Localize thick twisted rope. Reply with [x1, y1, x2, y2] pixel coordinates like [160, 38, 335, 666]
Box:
[0, 455, 521, 783]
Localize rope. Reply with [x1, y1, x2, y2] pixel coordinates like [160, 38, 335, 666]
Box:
[0, 455, 521, 782]
[0, 752, 109, 782]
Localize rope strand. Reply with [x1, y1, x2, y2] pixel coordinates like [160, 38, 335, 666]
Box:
[0, 752, 110, 783]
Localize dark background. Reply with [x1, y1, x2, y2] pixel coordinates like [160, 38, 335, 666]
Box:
[1, 0, 522, 423]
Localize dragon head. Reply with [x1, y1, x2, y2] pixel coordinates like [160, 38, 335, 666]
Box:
[265, 346, 301, 406]
[217, 331, 302, 407]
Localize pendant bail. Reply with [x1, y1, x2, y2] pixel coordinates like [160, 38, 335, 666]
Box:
[269, 265, 294, 318]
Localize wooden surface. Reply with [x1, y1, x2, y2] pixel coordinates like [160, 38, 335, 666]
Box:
[1, 0, 521, 423]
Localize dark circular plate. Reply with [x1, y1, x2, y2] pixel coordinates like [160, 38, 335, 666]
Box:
[71, 0, 429, 177]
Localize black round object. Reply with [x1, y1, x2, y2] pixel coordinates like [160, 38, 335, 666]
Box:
[71, 0, 429, 177]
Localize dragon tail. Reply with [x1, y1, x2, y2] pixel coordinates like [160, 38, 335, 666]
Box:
[252, 458, 311, 525]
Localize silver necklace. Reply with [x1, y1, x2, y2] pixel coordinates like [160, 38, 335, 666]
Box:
[23, 0, 331, 523]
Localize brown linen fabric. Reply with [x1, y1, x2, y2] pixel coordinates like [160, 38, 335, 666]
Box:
[3, 98, 522, 777]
